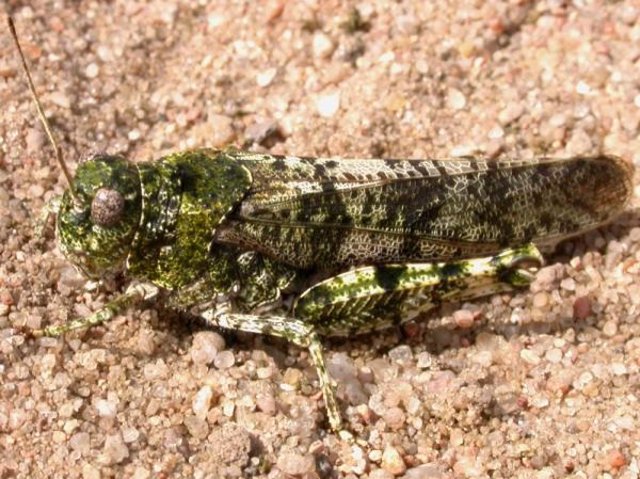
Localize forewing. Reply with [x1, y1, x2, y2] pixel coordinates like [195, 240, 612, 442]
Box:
[216, 152, 632, 269]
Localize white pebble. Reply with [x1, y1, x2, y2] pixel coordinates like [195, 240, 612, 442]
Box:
[520, 348, 541, 365]
[121, 427, 140, 443]
[488, 125, 504, 139]
[450, 144, 476, 157]
[222, 401, 235, 417]
[313, 32, 335, 58]
[256, 67, 277, 87]
[315, 90, 341, 118]
[560, 277, 576, 291]
[192, 385, 214, 419]
[610, 363, 628, 376]
[95, 399, 117, 418]
[576, 80, 592, 95]
[128, 129, 141, 141]
[545, 348, 563, 364]
[85, 63, 99, 79]
[447, 88, 466, 110]
[97, 46, 113, 62]
[531, 395, 549, 408]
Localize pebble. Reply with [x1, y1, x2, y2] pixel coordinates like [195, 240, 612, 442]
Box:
[369, 469, 394, 479]
[619, 5, 638, 24]
[207, 114, 236, 147]
[532, 292, 549, 308]
[245, 120, 281, 146]
[214, 350, 235, 369]
[256, 67, 277, 87]
[81, 464, 100, 479]
[96, 45, 113, 62]
[313, 32, 335, 58]
[560, 277, 576, 291]
[383, 407, 406, 430]
[101, 433, 129, 465]
[95, 399, 117, 418]
[190, 331, 224, 366]
[520, 349, 541, 365]
[498, 103, 524, 126]
[121, 427, 139, 443]
[606, 449, 627, 468]
[531, 395, 549, 409]
[132, 467, 151, 479]
[276, 453, 315, 475]
[127, 129, 141, 141]
[49, 91, 71, 109]
[446, 88, 467, 110]
[535, 266, 558, 287]
[416, 352, 436, 369]
[85, 63, 99, 78]
[573, 296, 592, 320]
[402, 464, 445, 478]
[69, 432, 91, 455]
[388, 345, 413, 364]
[315, 90, 341, 118]
[381, 446, 406, 475]
[255, 393, 277, 415]
[602, 320, 618, 337]
[487, 125, 504, 139]
[27, 183, 45, 198]
[453, 309, 475, 329]
[565, 128, 592, 155]
[545, 348, 563, 364]
[192, 385, 214, 419]
[450, 144, 476, 157]
[576, 80, 592, 95]
[369, 449, 383, 462]
[346, 445, 368, 475]
[574, 371, 594, 390]
[256, 366, 273, 379]
[610, 363, 627, 376]
[143, 359, 169, 380]
[25, 128, 44, 153]
[63, 419, 79, 434]
[222, 401, 235, 417]
[183, 415, 209, 439]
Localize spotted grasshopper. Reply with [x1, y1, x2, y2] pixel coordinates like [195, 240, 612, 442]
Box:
[10, 18, 634, 432]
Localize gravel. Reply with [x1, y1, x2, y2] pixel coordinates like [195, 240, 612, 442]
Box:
[2, 1, 640, 478]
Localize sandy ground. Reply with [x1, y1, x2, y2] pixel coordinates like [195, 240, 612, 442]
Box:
[1, 1, 640, 478]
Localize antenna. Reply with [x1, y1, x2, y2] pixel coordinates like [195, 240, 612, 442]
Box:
[7, 16, 76, 194]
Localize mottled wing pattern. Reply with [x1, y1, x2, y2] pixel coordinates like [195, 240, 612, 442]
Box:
[216, 152, 632, 270]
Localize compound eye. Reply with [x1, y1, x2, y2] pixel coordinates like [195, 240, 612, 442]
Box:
[90, 187, 125, 227]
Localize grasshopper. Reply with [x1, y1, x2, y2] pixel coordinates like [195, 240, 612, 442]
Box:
[9, 17, 634, 432]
